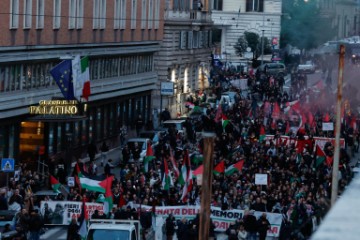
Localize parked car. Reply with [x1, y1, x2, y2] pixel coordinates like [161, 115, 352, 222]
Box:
[256, 63, 287, 77]
[297, 60, 316, 74]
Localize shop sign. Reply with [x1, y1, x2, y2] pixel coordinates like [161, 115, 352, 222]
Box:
[29, 100, 79, 115]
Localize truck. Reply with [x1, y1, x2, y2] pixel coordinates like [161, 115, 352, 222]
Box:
[86, 219, 154, 240]
[297, 60, 316, 74]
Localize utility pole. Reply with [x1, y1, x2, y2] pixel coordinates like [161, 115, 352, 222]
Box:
[331, 44, 345, 207]
[198, 132, 215, 240]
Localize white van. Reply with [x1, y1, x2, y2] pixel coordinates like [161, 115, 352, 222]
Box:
[162, 119, 186, 134]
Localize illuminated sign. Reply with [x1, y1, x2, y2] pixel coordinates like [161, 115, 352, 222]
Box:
[29, 100, 79, 115]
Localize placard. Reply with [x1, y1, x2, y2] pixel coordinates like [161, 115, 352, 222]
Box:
[322, 122, 334, 131]
[255, 173, 268, 185]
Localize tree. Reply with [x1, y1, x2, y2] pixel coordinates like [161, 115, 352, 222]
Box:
[234, 36, 248, 57]
[234, 31, 272, 59]
[281, 0, 337, 50]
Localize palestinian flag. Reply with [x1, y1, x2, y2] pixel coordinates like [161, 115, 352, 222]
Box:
[180, 150, 193, 203]
[259, 125, 266, 142]
[190, 153, 204, 165]
[50, 175, 61, 193]
[326, 155, 333, 167]
[161, 158, 171, 190]
[193, 165, 203, 176]
[169, 148, 179, 178]
[222, 114, 230, 131]
[78, 199, 88, 240]
[76, 165, 106, 193]
[315, 145, 326, 167]
[143, 141, 155, 172]
[99, 175, 114, 215]
[213, 161, 225, 175]
[225, 160, 244, 176]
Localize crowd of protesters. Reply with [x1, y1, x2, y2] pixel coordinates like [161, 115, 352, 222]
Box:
[1, 61, 359, 240]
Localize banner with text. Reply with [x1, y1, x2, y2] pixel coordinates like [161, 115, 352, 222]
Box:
[135, 205, 282, 237]
[40, 201, 104, 225]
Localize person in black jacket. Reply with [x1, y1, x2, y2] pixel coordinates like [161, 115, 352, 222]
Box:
[165, 214, 176, 240]
[28, 209, 43, 240]
[87, 141, 98, 162]
[176, 218, 188, 240]
[243, 210, 258, 240]
[257, 213, 271, 240]
[67, 218, 80, 240]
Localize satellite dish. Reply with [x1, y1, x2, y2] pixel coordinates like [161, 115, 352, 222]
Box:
[246, 47, 251, 52]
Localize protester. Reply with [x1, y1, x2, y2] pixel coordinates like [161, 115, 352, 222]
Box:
[67, 218, 80, 240]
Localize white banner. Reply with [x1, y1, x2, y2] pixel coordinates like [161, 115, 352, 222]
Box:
[135, 205, 282, 237]
[40, 201, 104, 225]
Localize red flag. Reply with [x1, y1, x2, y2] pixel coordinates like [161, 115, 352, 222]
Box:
[308, 112, 314, 126]
[272, 103, 281, 119]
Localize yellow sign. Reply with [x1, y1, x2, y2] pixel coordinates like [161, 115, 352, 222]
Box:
[29, 100, 78, 115]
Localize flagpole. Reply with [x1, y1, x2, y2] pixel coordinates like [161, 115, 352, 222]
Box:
[331, 44, 345, 207]
[199, 132, 215, 240]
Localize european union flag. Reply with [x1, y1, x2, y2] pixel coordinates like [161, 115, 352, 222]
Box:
[50, 60, 75, 100]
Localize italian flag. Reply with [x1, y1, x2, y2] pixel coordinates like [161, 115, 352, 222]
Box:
[80, 56, 91, 101]
[222, 114, 230, 131]
[225, 160, 244, 176]
[315, 145, 326, 168]
[213, 161, 225, 175]
[99, 176, 114, 214]
[72, 56, 91, 101]
[161, 158, 172, 190]
[50, 175, 61, 193]
[143, 141, 155, 172]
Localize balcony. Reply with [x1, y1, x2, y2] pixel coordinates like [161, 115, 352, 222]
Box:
[165, 9, 212, 23]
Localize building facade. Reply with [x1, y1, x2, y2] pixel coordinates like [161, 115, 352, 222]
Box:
[0, 0, 164, 168]
[154, 0, 213, 118]
[211, 0, 282, 65]
[317, 0, 360, 40]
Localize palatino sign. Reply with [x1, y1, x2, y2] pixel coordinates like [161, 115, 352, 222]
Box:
[29, 100, 79, 115]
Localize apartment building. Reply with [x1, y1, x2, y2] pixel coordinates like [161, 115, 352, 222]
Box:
[155, 0, 213, 117]
[0, 0, 164, 166]
[211, 0, 282, 65]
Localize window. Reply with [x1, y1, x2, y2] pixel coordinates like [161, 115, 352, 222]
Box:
[141, 0, 146, 29]
[246, 0, 264, 12]
[120, 0, 126, 29]
[10, 0, 19, 29]
[53, 0, 61, 29]
[173, 0, 179, 10]
[69, 0, 76, 29]
[93, 0, 106, 29]
[179, 31, 186, 49]
[213, 0, 223, 10]
[76, 0, 84, 28]
[131, 0, 137, 29]
[154, 0, 160, 29]
[187, 31, 193, 49]
[24, 0, 32, 29]
[36, 0, 44, 29]
[69, 0, 84, 29]
[148, 0, 153, 29]
[193, 31, 199, 48]
[114, 0, 121, 29]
